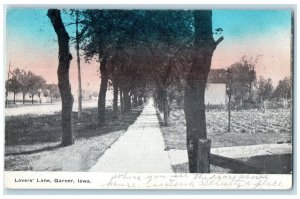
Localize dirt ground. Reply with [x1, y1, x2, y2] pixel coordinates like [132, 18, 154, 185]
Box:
[160, 107, 292, 173]
[5, 107, 143, 171]
[161, 107, 292, 150]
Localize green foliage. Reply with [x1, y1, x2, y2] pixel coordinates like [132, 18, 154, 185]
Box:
[227, 56, 257, 106]
[80, 10, 194, 107]
[272, 77, 291, 99]
[256, 76, 274, 102]
[44, 84, 60, 99]
[6, 68, 46, 97]
[6, 76, 22, 94]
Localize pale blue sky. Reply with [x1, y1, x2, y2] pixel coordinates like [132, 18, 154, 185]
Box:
[5, 8, 292, 91]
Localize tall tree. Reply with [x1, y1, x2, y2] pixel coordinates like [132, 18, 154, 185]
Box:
[256, 77, 274, 102]
[44, 83, 60, 104]
[48, 9, 74, 146]
[6, 68, 23, 104]
[82, 10, 138, 126]
[184, 10, 223, 173]
[272, 77, 291, 100]
[18, 70, 35, 104]
[228, 56, 257, 109]
[27, 74, 46, 104]
[81, 10, 112, 127]
[140, 10, 193, 126]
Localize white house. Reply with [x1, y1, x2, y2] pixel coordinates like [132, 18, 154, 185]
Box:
[205, 69, 228, 107]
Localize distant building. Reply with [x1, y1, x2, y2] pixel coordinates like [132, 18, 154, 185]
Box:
[205, 69, 228, 107]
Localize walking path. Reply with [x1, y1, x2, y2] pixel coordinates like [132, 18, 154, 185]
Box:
[89, 98, 173, 173]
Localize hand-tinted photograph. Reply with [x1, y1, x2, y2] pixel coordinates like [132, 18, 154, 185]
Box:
[4, 7, 293, 189]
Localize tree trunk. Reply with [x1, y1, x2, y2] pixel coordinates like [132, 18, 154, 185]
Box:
[133, 94, 138, 108]
[123, 87, 131, 112]
[228, 95, 231, 132]
[48, 9, 74, 146]
[13, 92, 16, 104]
[31, 94, 34, 104]
[138, 96, 143, 106]
[184, 10, 223, 173]
[5, 91, 8, 107]
[120, 86, 124, 113]
[113, 78, 119, 119]
[97, 55, 108, 127]
[51, 97, 53, 104]
[162, 89, 169, 126]
[22, 93, 25, 104]
[76, 10, 83, 119]
[184, 83, 207, 173]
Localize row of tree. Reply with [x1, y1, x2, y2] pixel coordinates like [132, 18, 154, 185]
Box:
[225, 56, 291, 110]
[8, 9, 291, 173]
[48, 9, 224, 172]
[5, 68, 60, 105]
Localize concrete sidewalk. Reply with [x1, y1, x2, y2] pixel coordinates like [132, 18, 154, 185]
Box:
[89, 98, 173, 173]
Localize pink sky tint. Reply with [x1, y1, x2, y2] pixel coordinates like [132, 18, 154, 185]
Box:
[212, 26, 291, 85]
[7, 54, 101, 94]
[6, 23, 291, 96]
[6, 36, 101, 94]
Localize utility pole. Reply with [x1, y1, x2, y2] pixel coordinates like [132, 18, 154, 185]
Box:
[7, 61, 11, 80]
[5, 61, 11, 107]
[76, 10, 83, 119]
[226, 69, 232, 132]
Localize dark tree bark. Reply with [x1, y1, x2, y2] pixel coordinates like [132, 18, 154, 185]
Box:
[120, 86, 124, 113]
[123, 86, 131, 112]
[138, 96, 143, 106]
[112, 76, 119, 119]
[5, 91, 8, 107]
[31, 94, 34, 104]
[97, 55, 108, 127]
[156, 85, 169, 126]
[184, 10, 223, 173]
[162, 90, 169, 126]
[48, 9, 74, 146]
[13, 92, 16, 104]
[157, 59, 172, 126]
[133, 94, 138, 108]
[22, 93, 25, 104]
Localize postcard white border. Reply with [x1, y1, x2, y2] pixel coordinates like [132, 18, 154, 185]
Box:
[4, 172, 292, 189]
[1, 0, 299, 197]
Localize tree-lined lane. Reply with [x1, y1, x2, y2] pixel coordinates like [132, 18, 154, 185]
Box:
[89, 98, 173, 173]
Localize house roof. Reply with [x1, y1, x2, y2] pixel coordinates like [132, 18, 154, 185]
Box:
[207, 69, 228, 83]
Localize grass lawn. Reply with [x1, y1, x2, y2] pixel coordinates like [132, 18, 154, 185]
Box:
[5, 107, 143, 171]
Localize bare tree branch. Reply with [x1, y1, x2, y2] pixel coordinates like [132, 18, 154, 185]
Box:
[215, 36, 224, 46]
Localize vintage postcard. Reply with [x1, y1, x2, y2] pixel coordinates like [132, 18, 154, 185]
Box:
[3, 6, 293, 189]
